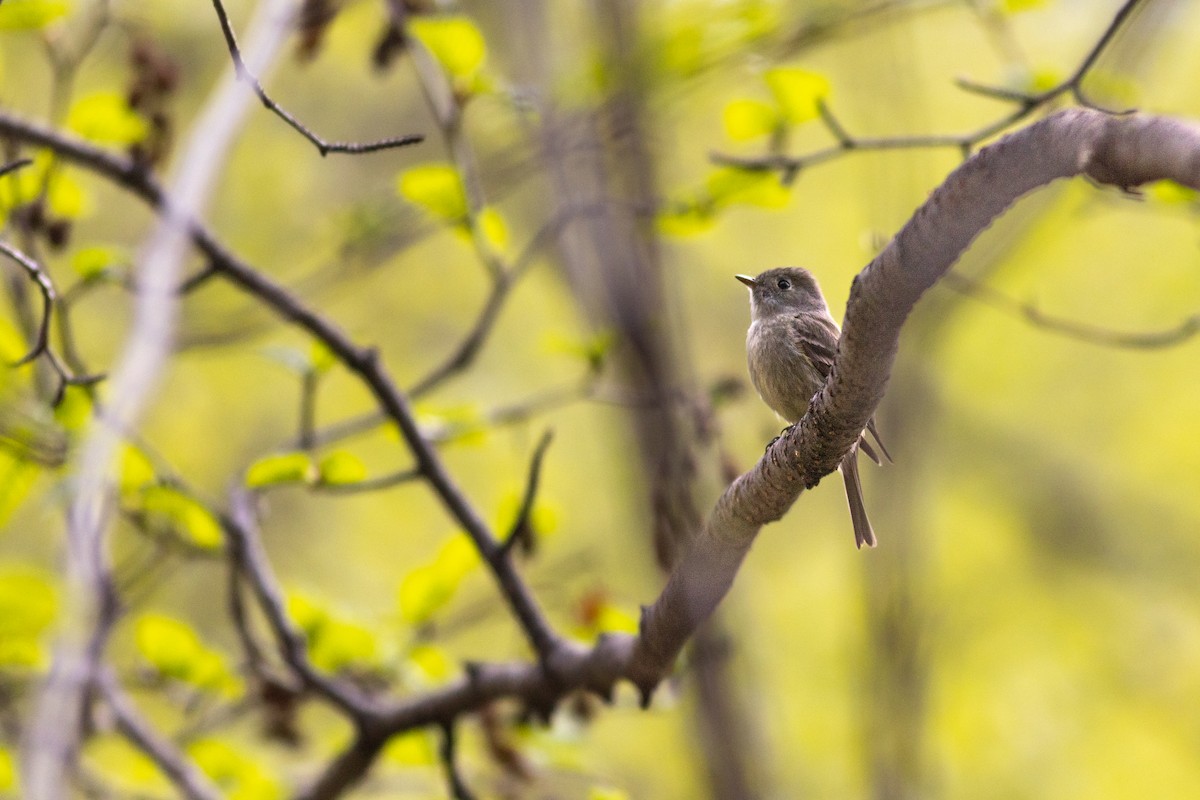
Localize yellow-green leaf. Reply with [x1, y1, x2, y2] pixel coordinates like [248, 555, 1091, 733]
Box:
[46, 169, 91, 219]
[0, 0, 71, 31]
[309, 618, 378, 673]
[0, 745, 14, 792]
[135, 614, 208, 681]
[398, 563, 456, 626]
[245, 452, 316, 489]
[71, 245, 122, 280]
[53, 384, 91, 432]
[285, 590, 329, 639]
[317, 451, 366, 486]
[1147, 179, 1199, 205]
[189, 739, 282, 800]
[764, 66, 830, 125]
[409, 15, 487, 79]
[707, 167, 790, 209]
[137, 485, 224, 550]
[397, 163, 468, 223]
[722, 98, 779, 141]
[382, 730, 437, 766]
[656, 200, 718, 236]
[588, 788, 631, 800]
[1000, 0, 1049, 14]
[477, 205, 510, 254]
[66, 91, 148, 145]
[406, 643, 455, 682]
[309, 339, 336, 373]
[119, 445, 157, 498]
[0, 450, 41, 528]
[0, 568, 56, 669]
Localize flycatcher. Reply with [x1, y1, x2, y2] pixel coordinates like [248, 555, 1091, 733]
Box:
[737, 267, 890, 548]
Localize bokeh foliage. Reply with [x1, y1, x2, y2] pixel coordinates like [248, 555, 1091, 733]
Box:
[1, 0, 1199, 797]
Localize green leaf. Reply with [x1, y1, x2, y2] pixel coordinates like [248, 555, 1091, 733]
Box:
[409, 16, 487, 79]
[188, 739, 283, 800]
[656, 199, 718, 236]
[285, 590, 329, 639]
[398, 535, 480, 625]
[137, 485, 224, 550]
[722, 98, 779, 141]
[477, 205, 510, 254]
[707, 167, 790, 209]
[71, 245, 123, 280]
[0, 568, 56, 669]
[118, 445, 157, 498]
[406, 643, 455, 682]
[245, 452, 316, 489]
[317, 451, 366, 486]
[135, 613, 203, 680]
[309, 618, 378, 673]
[309, 339, 336, 374]
[53, 384, 91, 432]
[0, 450, 41, 528]
[0, 745, 14, 792]
[46, 168, 91, 219]
[135, 614, 236, 692]
[66, 91, 148, 145]
[397, 564, 456, 626]
[1000, 0, 1049, 13]
[396, 163, 468, 223]
[382, 730, 437, 766]
[0, 0, 71, 30]
[1147, 179, 1199, 205]
[588, 788, 631, 800]
[764, 66, 830, 125]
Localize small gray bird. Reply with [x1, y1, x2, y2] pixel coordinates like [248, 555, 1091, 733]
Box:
[737, 267, 890, 548]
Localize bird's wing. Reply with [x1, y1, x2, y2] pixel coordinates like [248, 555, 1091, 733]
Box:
[791, 313, 841, 379]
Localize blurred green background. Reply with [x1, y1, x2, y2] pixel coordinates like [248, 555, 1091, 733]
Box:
[2, 0, 1200, 797]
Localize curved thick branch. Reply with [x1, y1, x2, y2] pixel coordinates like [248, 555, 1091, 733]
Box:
[627, 108, 1200, 689]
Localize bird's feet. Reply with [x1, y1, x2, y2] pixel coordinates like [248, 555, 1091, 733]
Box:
[764, 423, 796, 453]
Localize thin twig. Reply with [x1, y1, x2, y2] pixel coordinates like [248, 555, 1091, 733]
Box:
[500, 430, 554, 556]
[209, 0, 423, 156]
[439, 721, 478, 800]
[98, 671, 223, 800]
[943, 271, 1200, 349]
[714, 0, 1150, 175]
[0, 240, 56, 367]
[224, 488, 376, 718]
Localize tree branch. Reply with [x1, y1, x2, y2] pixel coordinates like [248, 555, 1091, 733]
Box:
[208, 0, 422, 155]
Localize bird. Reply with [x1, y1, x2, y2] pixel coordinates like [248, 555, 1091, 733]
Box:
[737, 267, 890, 548]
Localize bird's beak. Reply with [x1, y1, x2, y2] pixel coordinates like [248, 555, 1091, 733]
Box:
[735, 274, 757, 288]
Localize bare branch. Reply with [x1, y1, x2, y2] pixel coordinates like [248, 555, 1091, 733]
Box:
[0, 109, 564, 663]
[209, 0, 422, 156]
[97, 672, 222, 800]
[0, 240, 56, 367]
[439, 722, 477, 800]
[943, 271, 1200, 349]
[715, 0, 1151, 175]
[224, 488, 376, 718]
[500, 429, 554, 556]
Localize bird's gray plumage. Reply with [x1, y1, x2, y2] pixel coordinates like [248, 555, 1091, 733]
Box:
[738, 267, 889, 547]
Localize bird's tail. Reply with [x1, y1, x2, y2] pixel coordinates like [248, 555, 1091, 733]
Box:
[841, 449, 876, 549]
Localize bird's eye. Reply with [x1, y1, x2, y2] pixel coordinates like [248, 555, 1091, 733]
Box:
[777, 278, 792, 290]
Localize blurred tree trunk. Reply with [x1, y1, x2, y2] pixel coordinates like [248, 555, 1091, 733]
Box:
[516, 1, 766, 797]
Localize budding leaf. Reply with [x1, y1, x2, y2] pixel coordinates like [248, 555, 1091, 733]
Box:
[722, 98, 779, 141]
[397, 163, 468, 223]
[409, 15, 487, 79]
[245, 452, 316, 489]
[764, 67, 830, 125]
[66, 91, 148, 145]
